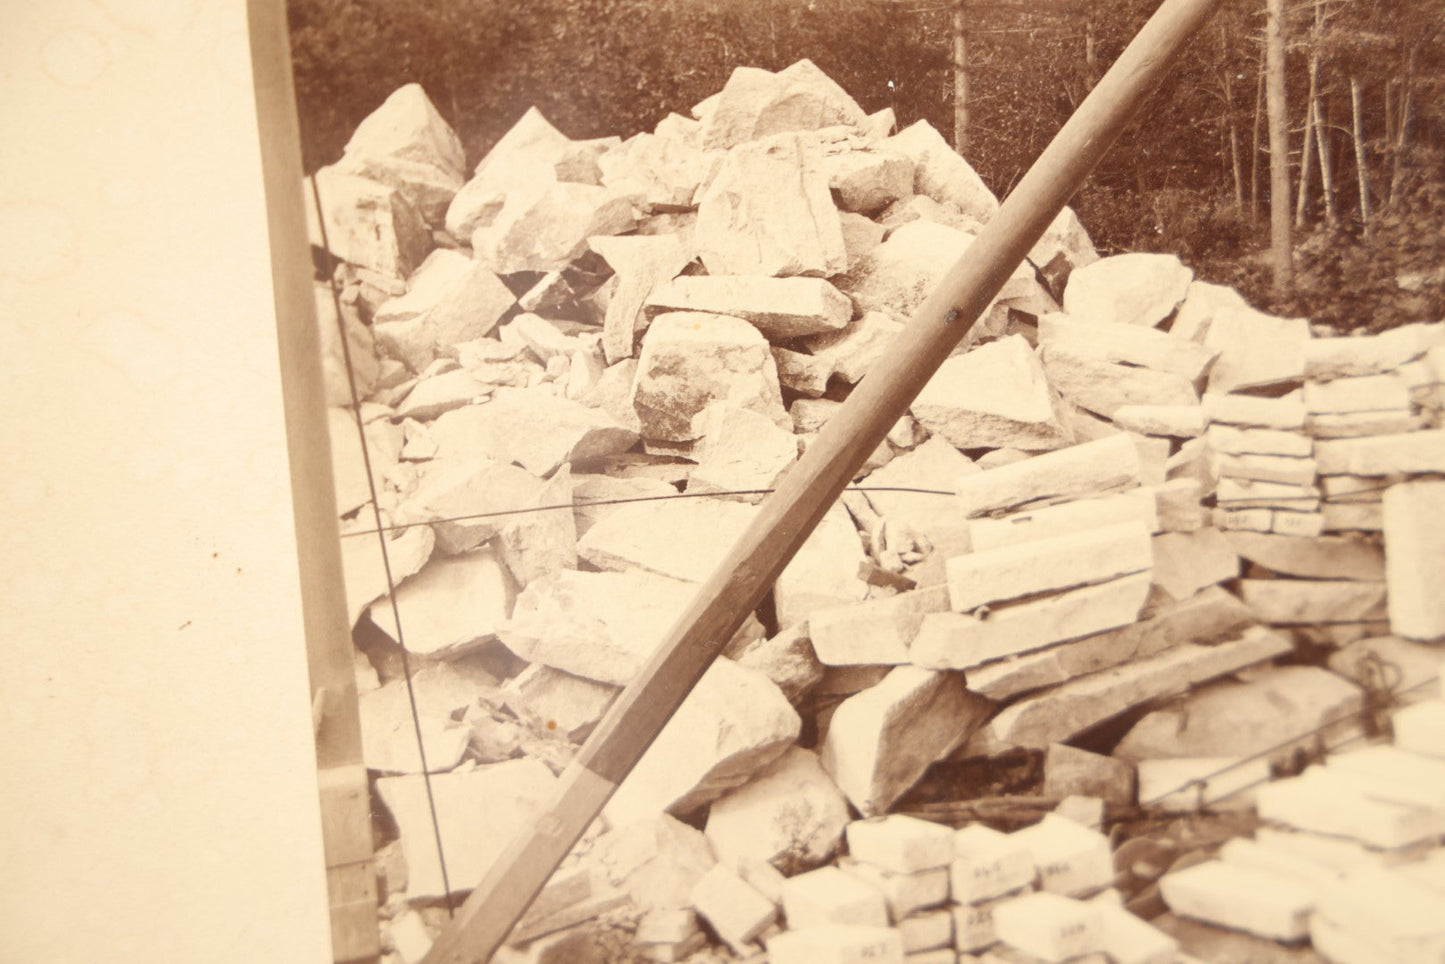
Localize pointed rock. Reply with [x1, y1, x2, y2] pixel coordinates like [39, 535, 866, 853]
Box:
[694, 134, 846, 277]
[887, 119, 998, 220]
[699, 60, 869, 150]
[372, 250, 515, 372]
[308, 168, 432, 280]
[368, 546, 515, 658]
[607, 658, 800, 820]
[631, 312, 789, 443]
[646, 275, 852, 341]
[427, 388, 638, 476]
[335, 84, 465, 225]
[705, 746, 852, 874]
[1062, 253, 1193, 328]
[589, 234, 691, 365]
[444, 107, 572, 239]
[470, 181, 635, 275]
[912, 335, 1072, 451]
[821, 666, 991, 816]
[1170, 279, 1250, 342]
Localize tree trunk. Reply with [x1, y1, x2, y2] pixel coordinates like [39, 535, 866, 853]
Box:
[1266, 0, 1293, 292]
[1251, 50, 1265, 229]
[1389, 44, 1418, 207]
[1351, 75, 1372, 235]
[1221, 28, 1245, 217]
[953, 1, 969, 153]
[1295, 37, 1319, 227]
[1314, 93, 1338, 226]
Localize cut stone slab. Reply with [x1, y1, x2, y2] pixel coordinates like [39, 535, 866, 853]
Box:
[499, 568, 699, 685]
[1222, 531, 1384, 580]
[781, 866, 890, 930]
[588, 233, 693, 366]
[765, 925, 905, 964]
[955, 433, 1141, 519]
[896, 908, 952, 954]
[689, 863, 777, 954]
[1305, 326, 1438, 379]
[502, 665, 617, 743]
[911, 572, 1151, 671]
[370, 249, 515, 372]
[1326, 744, 1445, 811]
[945, 520, 1153, 612]
[470, 180, 635, 275]
[401, 456, 544, 553]
[576, 496, 754, 583]
[428, 388, 637, 477]
[835, 219, 973, 323]
[705, 746, 851, 875]
[808, 586, 949, 667]
[1383, 480, 1445, 640]
[1205, 307, 1311, 393]
[308, 167, 432, 280]
[1216, 477, 1320, 511]
[1237, 579, 1387, 625]
[340, 523, 435, 627]
[821, 666, 991, 816]
[645, 275, 851, 341]
[1314, 867, 1445, 964]
[377, 758, 557, 899]
[887, 119, 999, 220]
[1170, 279, 1250, 343]
[607, 658, 799, 819]
[1202, 390, 1308, 430]
[1256, 766, 1445, 850]
[698, 60, 869, 151]
[1322, 502, 1385, 532]
[1040, 345, 1199, 419]
[631, 312, 790, 443]
[992, 891, 1104, 961]
[1213, 452, 1318, 487]
[951, 823, 1037, 904]
[967, 489, 1159, 551]
[1272, 511, 1327, 538]
[1308, 410, 1425, 439]
[598, 131, 717, 212]
[837, 859, 949, 922]
[1158, 860, 1313, 943]
[686, 406, 798, 501]
[954, 900, 1004, 954]
[1038, 313, 1218, 380]
[1044, 744, 1136, 807]
[1114, 665, 1364, 763]
[694, 133, 846, 277]
[804, 310, 905, 384]
[1206, 424, 1314, 458]
[1091, 894, 1179, 964]
[846, 815, 957, 876]
[980, 627, 1291, 748]
[912, 335, 1072, 452]
[1150, 528, 1238, 601]
[773, 502, 872, 628]
[368, 547, 515, 658]
[1315, 430, 1445, 476]
[1061, 252, 1192, 328]
[1113, 404, 1207, 439]
[1305, 373, 1411, 414]
[1011, 814, 1114, 899]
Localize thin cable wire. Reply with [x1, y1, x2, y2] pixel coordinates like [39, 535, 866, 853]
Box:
[309, 176, 455, 916]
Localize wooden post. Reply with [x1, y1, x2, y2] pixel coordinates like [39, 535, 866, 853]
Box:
[247, 2, 379, 962]
[1266, 0, 1293, 293]
[423, 0, 1225, 960]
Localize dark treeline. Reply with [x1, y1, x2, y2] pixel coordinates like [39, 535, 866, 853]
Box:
[289, 0, 1445, 330]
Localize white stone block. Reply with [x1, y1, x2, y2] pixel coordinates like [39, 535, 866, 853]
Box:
[1325, 744, 1445, 811]
[1136, 757, 1271, 812]
[848, 815, 959, 875]
[1256, 767, 1445, 849]
[1315, 430, 1445, 475]
[1201, 390, 1306, 429]
[1205, 424, 1315, 458]
[898, 909, 955, 953]
[953, 434, 1141, 519]
[1158, 860, 1313, 942]
[951, 824, 1037, 905]
[782, 866, 891, 930]
[1204, 307, 1310, 393]
[1039, 312, 1217, 378]
[766, 925, 905, 964]
[952, 899, 1002, 953]
[839, 859, 951, 922]
[1113, 404, 1207, 438]
[966, 490, 1159, 551]
[945, 521, 1153, 612]
[1383, 480, 1445, 640]
[689, 863, 777, 952]
[1315, 867, 1445, 964]
[1089, 897, 1177, 964]
[1008, 815, 1113, 899]
[992, 891, 1104, 962]
[1305, 373, 1411, 414]
[1394, 700, 1445, 758]
[1215, 452, 1318, 487]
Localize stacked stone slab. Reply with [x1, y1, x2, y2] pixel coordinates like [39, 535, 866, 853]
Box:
[308, 66, 1445, 964]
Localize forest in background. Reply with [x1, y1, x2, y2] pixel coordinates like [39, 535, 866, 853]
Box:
[288, 0, 1445, 331]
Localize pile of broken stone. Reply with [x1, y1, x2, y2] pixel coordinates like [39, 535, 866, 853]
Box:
[307, 60, 1445, 964]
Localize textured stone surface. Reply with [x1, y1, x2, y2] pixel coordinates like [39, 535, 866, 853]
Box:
[576, 496, 755, 582]
[967, 489, 1159, 551]
[912, 336, 1072, 451]
[1062, 252, 1192, 328]
[954, 433, 1140, 519]
[1159, 861, 1313, 943]
[845, 814, 956, 876]
[808, 586, 949, 667]
[470, 180, 635, 275]
[821, 666, 991, 816]
[705, 746, 852, 874]
[1202, 390, 1308, 429]
[780, 866, 890, 930]
[804, 310, 904, 384]
[309, 166, 433, 280]
[1222, 531, 1385, 580]
[1204, 307, 1311, 393]
[631, 312, 789, 443]
[887, 118, 999, 220]
[1038, 313, 1218, 380]
[646, 274, 851, 341]
[372, 249, 515, 372]
[368, 547, 515, 658]
[1237, 579, 1387, 625]
[587, 814, 717, 914]
[724, 622, 826, 705]
[1010, 814, 1114, 898]
[688, 864, 777, 953]
[336, 83, 465, 225]
[686, 406, 798, 502]
[773, 503, 871, 628]
[1383, 479, 1445, 640]
[1149, 528, 1238, 601]
[946, 521, 1153, 612]
[1113, 404, 1207, 439]
[698, 60, 869, 151]
[822, 145, 915, 215]
[835, 219, 973, 323]
[1040, 346, 1199, 419]
[1043, 744, 1136, 807]
[589, 234, 692, 365]
[598, 131, 717, 212]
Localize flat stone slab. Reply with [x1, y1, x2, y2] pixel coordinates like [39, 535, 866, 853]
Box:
[646, 275, 852, 340]
[992, 890, 1104, 961]
[1039, 313, 1218, 380]
[1041, 346, 1199, 419]
[1214, 452, 1318, 487]
[1382, 480, 1445, 640]
[1204, 307, 1311, 393]
[913, 335, 1072, 451]
[686, 406, 798, 502]
[1114, 404, 1207, 439]
[368, 547, 515, 658]
[1256, 767, 1445, 850]
[911, 572, 1151, 671]
[1304, 373, 1411, 414]
[968, 489, 1159, 552]
[1237, 579, 1387, 625]
[1159, 860, 1313, 943]
[1222, 531, 1385, 580]
[1201, 390, 1307, 430]
[1313, 866, 1445, 964]
[945, 520, 1154, 612]
[1062, 252, 1193, 328]
[1206, 424, 1314, 458]
[340, 523, 435, 627]
[1315, 430, 1445, 475]
[980, 626, 1291, 748]
[954, 434, 1141, 519]
[821, 666, 991, 816]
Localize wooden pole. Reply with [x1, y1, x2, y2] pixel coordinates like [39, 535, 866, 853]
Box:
[424, 0, 1224, 960]
[247, 2, 379, 961]
[1266, 0, 1294, 293]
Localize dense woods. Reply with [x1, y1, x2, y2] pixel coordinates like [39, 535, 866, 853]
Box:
[288, 0, 1445, 330]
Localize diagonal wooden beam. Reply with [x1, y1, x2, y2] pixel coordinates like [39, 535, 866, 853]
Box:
[424, 0, 1224, 959]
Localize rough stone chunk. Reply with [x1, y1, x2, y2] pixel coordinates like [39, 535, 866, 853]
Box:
[911, 572, 1151, 671]
[1159, 860, 1313, 943]
[1150, 528, 1238, 601]
[372, 249, 516, 372]
[913, 336, 1072, 451]
[394, 368, 494, 421]
[1038, 313, 1218, 380]
[336, 83, 466, 225]
[781, 866, 890, 929]
[809, 587, 949, 667]
[589, 234, 692, 365]
[428, 388, 638, 476]
[1222, 531, 1384, 580]
[1044, 745, 1136, 807]
[804, 310, 904, 384]
[1204, 307, 1311, 393]
[1237, 579, 1386, 625]
[631, 312, 789, 443]
[954, 433, 1141, 519]
[821, 666, 991, 816]
[368, 547, 515, 658]
[860, 437, 977, 538]
[608, 658, 800, 820]
[688, 864, 777, 953]
[694, 134, 846, 277]
[686, 406, 798, 501]
[1028, 206, 1100, 287]
[403, 456, 545, 554]
[835, 219, 972, 322]
[823, 147, 915, 215]
[645, 275, 852, 341]
[340, 524, 435, 627]
[887, 119, 999, 220]
[1383, 479, 1445, 640]
[946, 521, 1153, 612]
[765, 925, 904, 964]
[586, 814, 717, 915]
[1114, 666, 1363, 763]
[1041, 345, 1199, 419]
[1305, 326, 1439, 379]
[445, 107, 570, 239]
[598, 131, 717, 212]
[724, 622, 826, 705]
[773, 502, 872, 628]
[1061, 253, 1192, 328]
[699, 60, 869, 151]
[576, 496, 754, 582]
[951, 824, 1037, 904]
[470, 181, 635, 274]
[308, 167, 432, 280]
[846, 815, 957, 876]
[706, 746, 851, 874]
[1169, 279, 1250, 342]
[502, 665, 617, 743]
[377, 759, 557, 899]
[992, 891, 1104, 962]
